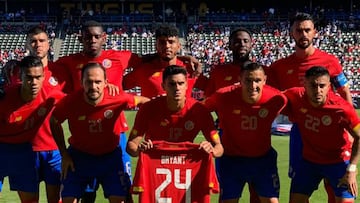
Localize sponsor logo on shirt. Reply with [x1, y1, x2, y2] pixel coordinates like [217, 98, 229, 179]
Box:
[76, 64, 83, 69]
[300, 108, 308, 113]
[160, 119, 169, 126]
[15, 116, 22, 122]
[152, 72, 161, 77]
[232, 109, 241, 114]
[287, 69, 294, 74]
[102, 59, 112, 68]
[224, 76, 232, 81]
[78, 115, 86, 120]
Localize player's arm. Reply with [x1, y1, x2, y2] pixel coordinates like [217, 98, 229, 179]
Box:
[49, 115, 74, 179]
[126, 128, 153, 157]
[341, 124, 360, 196]
[134, 95, 150, 106]
[177, 55, 202, 77]
[337, 85, 353, 105]
[199, 135, 223, 158]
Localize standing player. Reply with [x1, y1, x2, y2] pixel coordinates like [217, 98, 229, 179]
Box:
[49, 62, 149, 203]
[123, 24, 200, 98]
[202, 27, 253, 98]
[0, 56, 63, 203]
[267, 12, 352, 203]
[26, 26, 64, 203]
[204, 62, 287, 203]
[283, 66, 360, 203]
[126, 65, 223, 202]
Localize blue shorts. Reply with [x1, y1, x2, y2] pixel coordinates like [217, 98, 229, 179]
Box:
[0, 142, 38, 193]
[289, 123, 302, 178]
[61, 146, 130, 199]
[291, 160, 354, 198]
[218, 148, 280, 200]
[35, 150, 61, 185]
[0, 178, 3, 192]
[83, 133, 132, 193]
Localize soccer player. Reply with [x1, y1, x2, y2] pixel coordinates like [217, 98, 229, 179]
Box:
[0, 55, 63, 203]
[49, 62, 149, 203]
[202, 27, 253, 98]
[126, 65, 223, 202]
[283, 66, 360, 203]
[123, 24, 200, 99]
[267, 12, 353, 203]
[204, 62, 287, 203]
[26, 26, 64, 203]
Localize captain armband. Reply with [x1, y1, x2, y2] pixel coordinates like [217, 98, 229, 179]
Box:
[331, 72, 348, 89]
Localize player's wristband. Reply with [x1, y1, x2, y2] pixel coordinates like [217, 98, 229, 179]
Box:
[346, 164, 357, 172]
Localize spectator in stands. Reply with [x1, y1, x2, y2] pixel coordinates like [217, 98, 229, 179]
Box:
[267, 12, 353, 203]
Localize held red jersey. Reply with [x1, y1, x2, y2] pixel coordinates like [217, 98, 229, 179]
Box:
[131, 141, 219, 203]
[131, 96, 219, 143]
[123, 58, 197, 98]
[204, 84, 287, 157]
[268, 49, 346, 90]
[0, 85, 62, 144]
[52, 89, 136, 155]
[283, 87, 360, 164]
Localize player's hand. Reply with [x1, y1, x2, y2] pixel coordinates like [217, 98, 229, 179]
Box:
[61, 152, 75, 180]
[138, 139, 153, 152]
[199, 141, 214, 154]
[190, 56, 202, 78]
[107, 83, 120, 96]
[338, 171, 358, 197]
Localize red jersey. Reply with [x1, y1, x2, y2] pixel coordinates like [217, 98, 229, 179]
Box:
[283, 87, 360, 164]
[204, 63, 241, 97]
[0, 85, 62, 144]
[123, 58, 197, 98]
[52, 89, 137, 155]
[131, 96, 218, 143]
[132, 141, 219, 203]
[53, 50, 142, 132]
[204, 84, 287, 157]
[268, 49, 345, 90]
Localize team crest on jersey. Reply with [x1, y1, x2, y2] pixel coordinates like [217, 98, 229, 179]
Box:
[48, 76, 58, 86]
[102, 59, 112, 68]
[104, 110, 113, 119]
[258, 108, 268, 118]
[184, 120, 194, 131]
[38, 107, 47, 117]
[321, 115, 332, 126]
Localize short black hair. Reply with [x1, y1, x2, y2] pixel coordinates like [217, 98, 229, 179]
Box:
[155, 24, 179, 39]
[230, 27, 252, 40]
[305, 66, 330, 79]
[81, 20, 103, 33]
[241, 61, 264, 74]
[19, 56, 43, 74]
[81, 62, 107, 81]
[290, 12, 315, 28]
[162, 65, 187, 82]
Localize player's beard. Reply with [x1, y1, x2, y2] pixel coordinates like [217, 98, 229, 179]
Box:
[295, 38, 312, 49]
[86, 90, 102, 102]
[234, 51, 250, 63]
